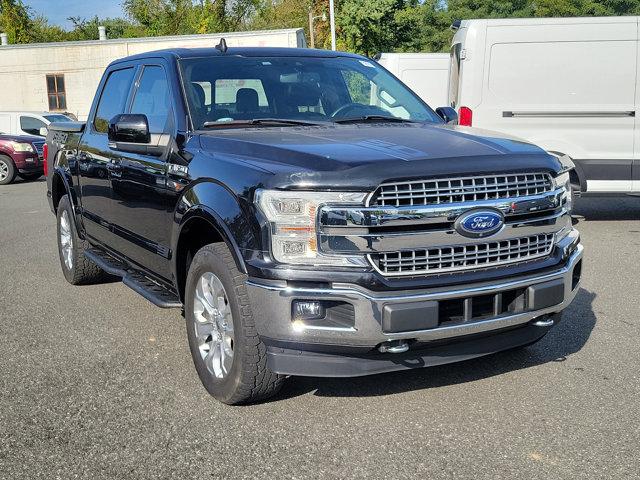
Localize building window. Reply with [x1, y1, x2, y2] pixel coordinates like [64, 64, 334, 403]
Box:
[46, 74, 66, 111]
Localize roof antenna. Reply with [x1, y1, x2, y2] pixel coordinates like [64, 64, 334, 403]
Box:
[215, 38, 228, 53]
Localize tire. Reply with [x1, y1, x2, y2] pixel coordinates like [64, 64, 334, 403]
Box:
[18, 172, 42, 181]
[0, 155, 16, 185]
[56, 194, 105, 285]
[185, 242, 285, 405]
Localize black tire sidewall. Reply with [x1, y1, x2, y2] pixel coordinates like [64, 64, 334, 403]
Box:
[0, 155, 16, 185]
[185, 245, 246, 403]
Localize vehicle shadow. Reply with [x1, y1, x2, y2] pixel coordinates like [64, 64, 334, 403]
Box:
[573, 196, 640, 221]
[272, 288, 597, 401]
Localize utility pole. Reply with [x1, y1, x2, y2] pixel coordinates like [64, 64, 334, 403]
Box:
[308, 6, 327, 49]
[329, 0, 336, 51]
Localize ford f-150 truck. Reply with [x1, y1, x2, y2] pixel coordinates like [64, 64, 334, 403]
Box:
[45, 45, 583, 405]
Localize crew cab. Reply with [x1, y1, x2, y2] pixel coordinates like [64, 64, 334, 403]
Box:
[0, 133, 45, 185]
[45, 46, 583, 405]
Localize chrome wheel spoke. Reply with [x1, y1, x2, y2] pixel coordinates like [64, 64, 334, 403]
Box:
[192, 271, 234, 379]
[59, 211, 74, 270]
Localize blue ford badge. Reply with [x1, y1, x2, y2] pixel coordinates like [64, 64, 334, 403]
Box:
[454, 209, 504, 238]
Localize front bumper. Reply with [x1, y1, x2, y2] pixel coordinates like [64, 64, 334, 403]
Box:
[12, 151, 41, 172]
[246, 236, 583, 377]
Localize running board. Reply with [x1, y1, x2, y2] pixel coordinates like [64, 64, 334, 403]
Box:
[85, 248, 182, 309]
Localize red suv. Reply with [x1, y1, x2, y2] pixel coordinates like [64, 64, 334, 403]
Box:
[0, 134, 45, 185]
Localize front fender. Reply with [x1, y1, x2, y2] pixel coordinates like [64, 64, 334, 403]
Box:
[172, 180, 261, 275]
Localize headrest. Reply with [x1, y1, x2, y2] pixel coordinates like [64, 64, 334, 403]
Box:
[236, 88, 259, 112]
[288, 83, 321, 106]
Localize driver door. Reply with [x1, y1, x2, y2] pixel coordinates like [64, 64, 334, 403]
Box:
[106, 62, 179, 279]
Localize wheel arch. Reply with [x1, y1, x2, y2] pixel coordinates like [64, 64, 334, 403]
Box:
[174, 206, 249, 303]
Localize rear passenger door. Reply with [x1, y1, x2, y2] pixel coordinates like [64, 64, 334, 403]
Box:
[106, 62, 177, 278]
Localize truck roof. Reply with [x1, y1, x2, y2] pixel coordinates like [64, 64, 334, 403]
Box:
[112, 46, 363, 65]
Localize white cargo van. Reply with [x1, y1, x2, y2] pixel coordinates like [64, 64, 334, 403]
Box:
[450, 16, 640, 194]
[378, 53, 450, 108]
[0, 112, 73, 137]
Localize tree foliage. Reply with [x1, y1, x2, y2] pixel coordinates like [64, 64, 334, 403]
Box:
[2, 0, 640, 54]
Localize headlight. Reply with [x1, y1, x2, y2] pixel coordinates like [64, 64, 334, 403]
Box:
[256, 189, 368, 267]
[10, 142, 35, 153]
[554, 171, 573, 213]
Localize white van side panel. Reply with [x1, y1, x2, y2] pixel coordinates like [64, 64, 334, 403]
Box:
[484, 21, 636, 164]
[379, 53, 450, 107]
[458, 18, 639, 193]
[0, 114, 11, 134]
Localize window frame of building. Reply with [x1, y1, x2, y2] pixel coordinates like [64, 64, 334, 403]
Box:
[46, 74, 67, 111]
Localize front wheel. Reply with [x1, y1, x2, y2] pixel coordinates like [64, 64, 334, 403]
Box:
[185, 243, 285, 405]
[0, 155, 16, 185]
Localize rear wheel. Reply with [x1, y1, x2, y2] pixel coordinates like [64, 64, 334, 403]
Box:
[56, 194, 105, 285]
[185, 242, 285, 405]
[0, 155, 16, 185]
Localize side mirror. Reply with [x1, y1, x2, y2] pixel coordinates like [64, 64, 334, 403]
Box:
[436, 107, 458, 125]
[108, 114, 150, 144]
[39, 126, 48, 136]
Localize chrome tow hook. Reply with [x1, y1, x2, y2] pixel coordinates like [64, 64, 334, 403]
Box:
[378, 340, 409, 354]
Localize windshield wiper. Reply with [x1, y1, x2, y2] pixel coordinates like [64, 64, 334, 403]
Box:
[333, 115, 418, 124]
[202, 118, 327, 128]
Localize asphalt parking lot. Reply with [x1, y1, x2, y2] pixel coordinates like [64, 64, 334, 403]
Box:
[1, 178, 638, 479]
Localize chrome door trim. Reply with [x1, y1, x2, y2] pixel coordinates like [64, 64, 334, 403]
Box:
[503, 111, 635, 118]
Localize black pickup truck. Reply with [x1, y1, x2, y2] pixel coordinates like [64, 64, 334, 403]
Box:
[46, 45, 583, 404]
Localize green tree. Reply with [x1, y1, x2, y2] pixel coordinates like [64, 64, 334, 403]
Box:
[0, 0, 32, 43]
[338, 0, 423, 56]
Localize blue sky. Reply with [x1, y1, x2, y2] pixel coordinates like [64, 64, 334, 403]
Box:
[25, 0, 125, 28]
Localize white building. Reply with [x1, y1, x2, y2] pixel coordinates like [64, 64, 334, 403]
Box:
[0, 28, 305, 120]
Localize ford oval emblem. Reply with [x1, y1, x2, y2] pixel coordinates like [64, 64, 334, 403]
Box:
[454, 209, 504, 238]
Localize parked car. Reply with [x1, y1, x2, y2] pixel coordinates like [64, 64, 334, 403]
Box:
[0, 111, 72, 138]
[377, 53, 450, 108]
[46, 45, 582, 405]
[449, 16, 640, 195]
[0, 133, 45, 184]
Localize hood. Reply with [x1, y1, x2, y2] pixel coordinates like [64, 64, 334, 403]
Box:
[197, 123, 562, 189]
[0, 134, 44, 144]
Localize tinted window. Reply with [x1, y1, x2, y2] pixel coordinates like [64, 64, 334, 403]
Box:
[130, 65, 172, 134]
[94, 68, 135, 133]
[180, 56, 440, 129]
[20, 116, 47, 136]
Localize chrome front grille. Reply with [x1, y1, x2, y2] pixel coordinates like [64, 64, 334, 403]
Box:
[370, 173, 554, 207]
[32, 141, 45, 157]
[371, 234, 555, 276]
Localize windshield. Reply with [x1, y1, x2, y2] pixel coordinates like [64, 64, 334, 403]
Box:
[179, 55, 441, 129]
[44, 114, 72, 122]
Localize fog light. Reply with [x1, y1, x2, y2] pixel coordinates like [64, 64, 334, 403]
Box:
[292, 300, 325, 320]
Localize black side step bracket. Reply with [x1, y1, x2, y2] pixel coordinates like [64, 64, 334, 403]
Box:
[85, 248, 182, 309]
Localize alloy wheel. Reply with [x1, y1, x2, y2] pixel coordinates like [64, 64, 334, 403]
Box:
[0, 161, 8, 182]
[59, 210, 74, 270]
[192, 272, 235, 379]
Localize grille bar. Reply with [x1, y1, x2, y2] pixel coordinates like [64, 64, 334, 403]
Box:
[372, 234, 555, 276]
[371, 173, 554, 207]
